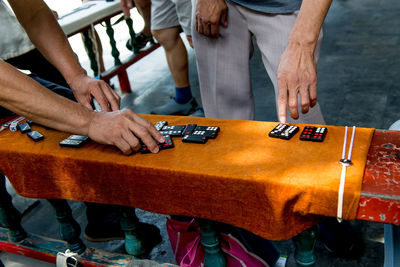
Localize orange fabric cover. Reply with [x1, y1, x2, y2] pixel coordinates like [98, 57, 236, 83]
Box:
[0, 115, 374, 240]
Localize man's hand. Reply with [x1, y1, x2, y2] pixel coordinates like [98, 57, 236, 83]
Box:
[120, 0, 135, 17]
[195, 0, 228, 37]
[88, 110, 165, 155]
[277, 43, 317, 123]
[68, 73, 121, 112]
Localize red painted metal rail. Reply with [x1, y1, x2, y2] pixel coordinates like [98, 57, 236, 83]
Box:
[100, 43, 161, 93]
[357, 129, 400, 224]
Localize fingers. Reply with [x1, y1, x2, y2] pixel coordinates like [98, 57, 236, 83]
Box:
[299, 72, 317, 114]
[299, 83, 310, 114]
[132, 114, 165, 143]
[100, 82, 121, 111]
[202, 21, 211, 36]
[276, 46, 319, 120]
[116, 137, 133, 155]
[277, 76, 288, 123]
[121, 0, 133, 18]
[121, 130, 140, 153]
[288, 84, 299, 120]
[220, 9, 228, 27]
[309, 76, 318, 108]
[123, 111, 163, 154]
[79, 96, 94, 111]
[279, 77, 317, 120]
[196, 15, 204, 35]
[92, 88, 111, 112]
[70, 76, 120, 112]
[210, 24, 219, 37]
[197, 19, 219, 37]
[110, 86, 121, 105]
[88, 81, 121, 112]
[196, 19, 218, 37]
[128, 123, 159, 153]
[89, 110, 166, 155]
[195, 0, 228, 38]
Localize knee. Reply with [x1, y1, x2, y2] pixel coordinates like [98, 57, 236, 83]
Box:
[151, 28, 180, 49]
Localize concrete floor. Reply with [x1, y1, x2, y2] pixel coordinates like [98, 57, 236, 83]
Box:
[2, 0, 399, 266]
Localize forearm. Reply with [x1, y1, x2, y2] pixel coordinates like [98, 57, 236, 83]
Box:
[8, 0, 86, 84]
[0, 61, 92, 135]
[288, 0, 332, 50]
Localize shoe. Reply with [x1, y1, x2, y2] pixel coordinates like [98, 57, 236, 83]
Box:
[318, 218, 363, 259]
[189, 108, 205, 117]
[151, 98, 198, 115]
[126, 32, 155, 53]
[84, 222, 125, 242]
[124, 222, 162, 258]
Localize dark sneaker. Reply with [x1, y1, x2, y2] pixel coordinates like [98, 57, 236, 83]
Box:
[318, 218, 364, 259]
[126, 32, 155, 53]
[151, 97, 199, 115]
[84, 222, 125, 242]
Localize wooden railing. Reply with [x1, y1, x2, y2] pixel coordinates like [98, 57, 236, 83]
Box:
[58, 0, 160, 93]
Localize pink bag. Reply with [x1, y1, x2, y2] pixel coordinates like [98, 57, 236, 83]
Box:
[166, 218, 269, 267]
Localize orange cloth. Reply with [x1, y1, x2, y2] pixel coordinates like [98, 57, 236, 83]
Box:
[0, 115, 374, 240]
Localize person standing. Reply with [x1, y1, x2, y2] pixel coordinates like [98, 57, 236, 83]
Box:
[192, 0, 331, 123]
[121, 0, 203, 116]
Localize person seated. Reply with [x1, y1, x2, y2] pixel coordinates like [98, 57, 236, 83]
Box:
[0, 1, 68, 88]
[0, 0, 164, 255]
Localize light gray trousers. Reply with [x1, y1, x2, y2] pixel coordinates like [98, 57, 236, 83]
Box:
[192, 0, 325, 124]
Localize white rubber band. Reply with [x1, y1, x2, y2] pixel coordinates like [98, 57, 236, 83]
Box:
[337, 165, 346, 222]
[347, 126, 356, 160]
[341, 126, 348, 159]
[337, 126, 356, 222]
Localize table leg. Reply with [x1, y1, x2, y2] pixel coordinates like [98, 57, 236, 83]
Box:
[47, 199, 86, 254]
[0, 174, 26, 242]
[105, 19, 122, 66]
[197, 219, 226, 267]
[292, 225, 318, 267]
[82, 30, 100, 77]
[384, 224, 400, 267]
[118, 206, 148, 256]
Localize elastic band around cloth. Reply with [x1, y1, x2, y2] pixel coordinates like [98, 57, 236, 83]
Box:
[337, 126, 356, 222]
[1, 116, 25, 132]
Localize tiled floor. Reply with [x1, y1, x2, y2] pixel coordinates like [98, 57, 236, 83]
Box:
[2, 0, 399, 266]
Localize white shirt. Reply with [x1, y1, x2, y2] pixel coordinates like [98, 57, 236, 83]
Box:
[0, 1, 35, 60]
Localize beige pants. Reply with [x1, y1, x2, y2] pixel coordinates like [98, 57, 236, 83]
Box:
[192, 0, 325, 124]
[151, 0, 192, 36]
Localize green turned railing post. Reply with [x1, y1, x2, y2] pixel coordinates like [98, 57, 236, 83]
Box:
[125, 17, 138, 54]
[197, 218, 226, 267]
[0, 174, 26, 242]
[118, 206, 145, 256]
[105, 19, 122, 66]
[292, 225, 319, 267]
[82, 30, 99, 77]
[47, 199, 86, 254]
